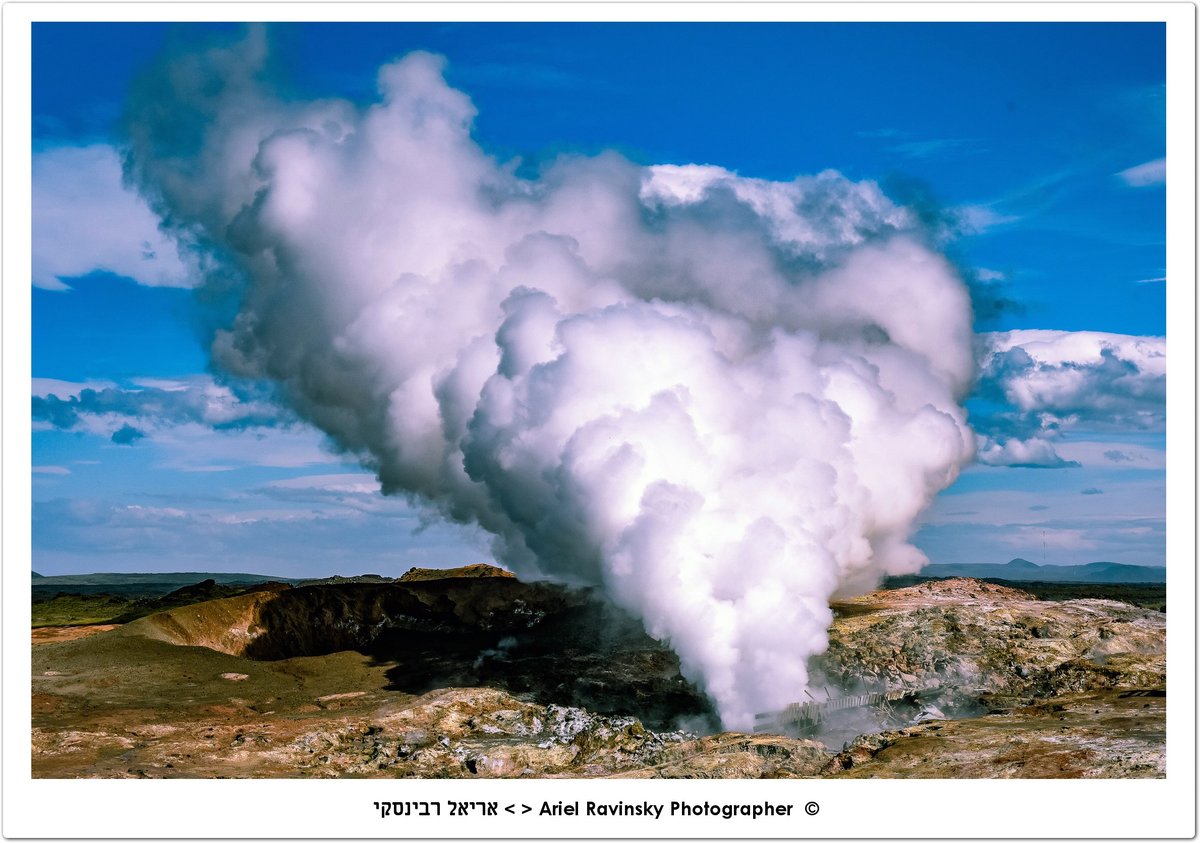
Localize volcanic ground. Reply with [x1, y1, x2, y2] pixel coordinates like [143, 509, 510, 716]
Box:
[31, 570, 1165, 778]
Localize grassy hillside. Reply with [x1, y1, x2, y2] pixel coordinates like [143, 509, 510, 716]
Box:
[31, 579, 292, 627]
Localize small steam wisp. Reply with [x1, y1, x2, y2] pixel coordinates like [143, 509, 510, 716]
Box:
[126, 34, 976, 730]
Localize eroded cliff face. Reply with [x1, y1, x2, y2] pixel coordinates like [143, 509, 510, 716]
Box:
[121, 577, 715, 731]
[32, 577, 1165, 778]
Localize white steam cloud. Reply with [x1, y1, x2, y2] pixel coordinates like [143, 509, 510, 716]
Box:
[124, 36, 976, 729]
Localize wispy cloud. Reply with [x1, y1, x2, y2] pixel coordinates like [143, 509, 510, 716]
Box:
[954, 163, 1089, 233]
[952, 204, 1021, 234]
[999, 526, 1097, 551]
[33, 466, 71, 475]
[857, 128, 977, 160]
[33, 491, 490, 577]
[1054, 440, 1164, 470]
[32, 378, 116, 398]
[855, 128, 905, 140]
[32, 376, 286, 436]
[917, 511, 1164, 567]
[891, 138, 972, 159]
[1134, 275, 1166, 284]
[149, 424, 343, 472]
[1117, 157, 1166, 187]
[32, 145, 190, 290]
[265, 473, 383, 494]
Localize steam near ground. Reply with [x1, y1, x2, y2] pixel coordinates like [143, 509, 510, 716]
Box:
[125, 32, 976, 730]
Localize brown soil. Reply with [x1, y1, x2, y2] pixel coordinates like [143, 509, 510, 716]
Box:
[32, 625, 120, 645]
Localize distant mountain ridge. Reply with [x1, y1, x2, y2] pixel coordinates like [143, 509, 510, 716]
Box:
[30, 569, 516, 600]
[31, 572, 296, 586]
[32, 560, 1167, 596]
[31, 571, 301, 600]
[921, 559, 1165, 584]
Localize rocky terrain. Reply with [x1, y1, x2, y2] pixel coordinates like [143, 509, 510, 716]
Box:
[819, 579, 1164, 702]
[31, 575, 1164, 778]
[812, 579, 1165, 775]
[122, 571, 713, 730]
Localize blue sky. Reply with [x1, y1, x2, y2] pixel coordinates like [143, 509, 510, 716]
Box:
[30, 22, 1166, 576]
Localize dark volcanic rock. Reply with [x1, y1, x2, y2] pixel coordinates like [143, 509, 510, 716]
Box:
[124, 577, 715, 730]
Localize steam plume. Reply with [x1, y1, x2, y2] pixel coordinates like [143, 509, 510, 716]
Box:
[125, 35, 976, 729]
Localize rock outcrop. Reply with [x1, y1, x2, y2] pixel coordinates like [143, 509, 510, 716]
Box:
[399, 564, 515, 582]
[816, 578, 1165, 702]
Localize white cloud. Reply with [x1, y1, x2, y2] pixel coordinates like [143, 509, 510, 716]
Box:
[980, 330, 1166, 427]
[972, 331, 1166, 473]
[119, 504, 188, 520]
[31, 377, 115, 398]
[1117, 157, 1166, 187]
[130, 377, 192, 391]
[985, 328, 1165, 374]
[1134, 276, 1166, 284]
[1054, 439, 1166, 470]
[149, 423, 343, 472]
[953, 204, 1020, 234]
[32, 493, 491, 578]
[640, 164, 915, 258]
[32, 145, 191, 289]
[32, 465, 71, 475]
[975, 435, 1078, 469]
[32, 374, 285, 435]
[998, 526, 1097, 551]
[266, 473, 383, 494]
[920, 466, 1165, 531]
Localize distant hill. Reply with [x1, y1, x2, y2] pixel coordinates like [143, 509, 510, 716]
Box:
[295, 574, 397, 586]
[291, 566, 516, 586]
[32, 571, 293, 586]
[921, 558, 1165, 584]
[399, 563, 515, 582]
[31, 569, 517, 599]
[32, 571, 301, 600]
